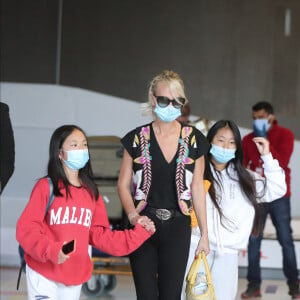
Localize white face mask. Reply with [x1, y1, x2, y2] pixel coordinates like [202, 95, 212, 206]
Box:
[63, 149, 89, 170]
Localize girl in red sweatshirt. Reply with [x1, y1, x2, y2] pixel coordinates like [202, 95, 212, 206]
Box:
[16, 124, 155, 300]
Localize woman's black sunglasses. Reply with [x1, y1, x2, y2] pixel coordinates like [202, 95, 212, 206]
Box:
[154, 96, 186, 109]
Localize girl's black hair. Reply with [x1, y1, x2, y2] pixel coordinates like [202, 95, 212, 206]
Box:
[205, 120, 262, 236]
[47, 124, 99, 200]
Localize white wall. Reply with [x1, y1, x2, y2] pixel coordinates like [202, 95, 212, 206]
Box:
[0, 82, 299, 266]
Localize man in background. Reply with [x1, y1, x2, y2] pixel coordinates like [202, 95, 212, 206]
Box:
[177, 103, 212, 136]
[0, 101, 15, 195]
[241, 101, 300, 299]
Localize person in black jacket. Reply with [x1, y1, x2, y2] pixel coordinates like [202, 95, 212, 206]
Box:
[0, 101, 15, 194]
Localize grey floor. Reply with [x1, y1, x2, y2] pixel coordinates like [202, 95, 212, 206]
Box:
[2, 218, 299, 299]
[0, 266, 296, 300]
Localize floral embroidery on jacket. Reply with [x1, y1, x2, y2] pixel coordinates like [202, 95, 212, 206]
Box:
[132, 126, 152, 212]
[131, 125, 200, 215]
[176, 127, 194, 215]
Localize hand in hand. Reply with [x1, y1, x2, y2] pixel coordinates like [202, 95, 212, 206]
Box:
[252, 137, 270, 156]
[136, 216, 156, 234]
[58, 249, 70, 264]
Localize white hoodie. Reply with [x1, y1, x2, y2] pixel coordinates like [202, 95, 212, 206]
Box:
[206, 152, 287, 254]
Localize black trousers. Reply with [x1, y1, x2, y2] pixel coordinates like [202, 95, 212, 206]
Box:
[129, 211, 191, 300]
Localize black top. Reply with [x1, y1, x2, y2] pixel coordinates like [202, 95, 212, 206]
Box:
[121, 122, 209, 210]
[148, 124, 178, 208]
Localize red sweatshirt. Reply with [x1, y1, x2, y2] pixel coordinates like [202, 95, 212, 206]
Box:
[242, 120, 294, 197]
[16, 178, 152, 285]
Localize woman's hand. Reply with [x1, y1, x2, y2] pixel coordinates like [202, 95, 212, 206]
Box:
[252, 137, 270, 156]
[58, 249, 70, 264]
[128, 211, 156, 233]
[137, 216, 156, 234]
[195, 234, 210, 257]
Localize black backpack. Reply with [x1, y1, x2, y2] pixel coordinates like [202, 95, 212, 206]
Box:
[16, 177, 54, 290]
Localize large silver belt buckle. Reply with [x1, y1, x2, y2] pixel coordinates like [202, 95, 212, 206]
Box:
[155, 209, 172, 221]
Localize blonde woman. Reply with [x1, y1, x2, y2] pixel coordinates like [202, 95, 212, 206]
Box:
[118, 70, 210, 299]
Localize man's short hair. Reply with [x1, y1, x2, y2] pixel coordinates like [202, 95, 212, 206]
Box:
[252, 101, 274, 114]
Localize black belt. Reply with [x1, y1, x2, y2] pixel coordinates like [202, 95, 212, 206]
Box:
[144, 207, 182, 221]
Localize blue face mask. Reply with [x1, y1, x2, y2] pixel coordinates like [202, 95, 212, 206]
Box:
[63, 149, 89, 170]
[253, 119, 271, 138]
[210, 144, 236, 164]
[154, 105, 181, 122]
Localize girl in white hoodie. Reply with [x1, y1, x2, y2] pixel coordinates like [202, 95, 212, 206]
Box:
[182, 120, 286, 300]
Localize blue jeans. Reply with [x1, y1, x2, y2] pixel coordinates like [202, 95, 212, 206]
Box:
[247, 197, 299, 286]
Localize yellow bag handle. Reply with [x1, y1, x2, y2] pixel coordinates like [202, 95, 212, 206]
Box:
[186, 251, 214, 288]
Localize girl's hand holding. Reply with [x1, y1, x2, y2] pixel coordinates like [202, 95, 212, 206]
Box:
[137, 216, 156, 234]
[252, 137, 270, 156]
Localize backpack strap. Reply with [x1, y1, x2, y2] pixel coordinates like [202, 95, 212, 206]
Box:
[45, 177, 55, 216]
[16, 246, 26, 290]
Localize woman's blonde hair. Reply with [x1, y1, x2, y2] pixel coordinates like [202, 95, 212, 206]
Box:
[140, 70, 189, 115]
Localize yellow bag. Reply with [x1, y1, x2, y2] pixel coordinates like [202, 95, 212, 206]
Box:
[186, 252, 217, 300]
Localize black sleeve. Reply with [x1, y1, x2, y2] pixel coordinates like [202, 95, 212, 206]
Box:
[120, 128, 136, 158]
[194, 127, 210, 158]
[0, 102, 15, 194]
